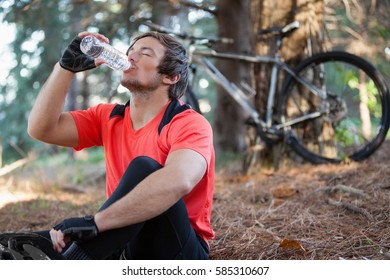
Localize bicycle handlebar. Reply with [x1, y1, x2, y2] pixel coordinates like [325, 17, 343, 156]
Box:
[142, 20, 300, 48]
[141, 21, 234, 46]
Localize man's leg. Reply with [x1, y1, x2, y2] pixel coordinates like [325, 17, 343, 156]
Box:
[33, 156, 165, 259]
[79, 157, 208, 259]
[64, 156, 162, 259]
[125, 199, 209, 260]
[98, 156, 163, 212]
[66, 156, 208, 260]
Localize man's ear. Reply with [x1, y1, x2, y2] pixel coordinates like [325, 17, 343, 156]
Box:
[163, 74, 180, 85]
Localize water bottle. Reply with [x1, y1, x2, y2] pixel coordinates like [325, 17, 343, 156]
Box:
[80, 35, 131, 71]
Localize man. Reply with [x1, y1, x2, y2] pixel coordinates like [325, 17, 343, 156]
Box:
[27, 31, 215, 259]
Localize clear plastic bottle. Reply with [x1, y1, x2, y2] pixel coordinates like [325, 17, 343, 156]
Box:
[80, 35, 131, 71]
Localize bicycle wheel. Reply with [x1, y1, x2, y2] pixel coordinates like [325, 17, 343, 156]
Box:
[279, 51, 390, 163]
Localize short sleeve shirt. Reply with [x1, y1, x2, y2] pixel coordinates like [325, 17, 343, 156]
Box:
[70, 101, 215, 242]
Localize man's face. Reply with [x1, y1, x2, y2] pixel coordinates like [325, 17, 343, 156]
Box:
[121, 36, 166, 94]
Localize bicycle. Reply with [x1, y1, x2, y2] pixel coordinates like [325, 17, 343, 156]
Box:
[142, 21, 390, 164]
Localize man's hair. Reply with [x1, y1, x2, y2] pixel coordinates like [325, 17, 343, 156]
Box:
[128, 31, 189, 99]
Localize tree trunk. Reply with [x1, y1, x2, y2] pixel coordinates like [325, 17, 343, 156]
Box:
[214, 0, 253, 157]
[246, 0, 325, 171]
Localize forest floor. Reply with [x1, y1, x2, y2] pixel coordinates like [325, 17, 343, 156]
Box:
[1, 141, 390, 260]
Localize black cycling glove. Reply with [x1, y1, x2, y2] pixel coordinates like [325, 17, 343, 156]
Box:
[59, 36, 96, 73]
[53, 215, 99, 242]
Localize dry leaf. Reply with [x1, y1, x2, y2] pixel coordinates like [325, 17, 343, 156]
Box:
[272, 187, 297, 198]
[279, 239, 307, 254]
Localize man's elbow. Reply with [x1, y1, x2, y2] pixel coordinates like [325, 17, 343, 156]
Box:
[177, 163, 207, 196]
[179, 181, 194, 197]
[27, 121, 41, 140]
[177, 175, 202, 197]
[27, 119, 50, 142]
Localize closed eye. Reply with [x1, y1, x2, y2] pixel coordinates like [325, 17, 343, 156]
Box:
[126, 46, 155, 57]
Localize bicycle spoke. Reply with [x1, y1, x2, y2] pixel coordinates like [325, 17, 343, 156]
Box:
[280, 51, 390, 163]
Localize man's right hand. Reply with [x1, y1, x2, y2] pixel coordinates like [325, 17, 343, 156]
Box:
[59, 36, 96, 73]
[50, 215, 99, 253]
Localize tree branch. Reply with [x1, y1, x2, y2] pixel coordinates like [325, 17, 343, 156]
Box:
[0, 154, 36, 177]
[172, 0, 217, 15]
[327, 198, 374, 222]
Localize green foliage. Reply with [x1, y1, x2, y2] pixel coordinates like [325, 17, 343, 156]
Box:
[0, 0, 66, 163]
[215, 151, 243, 171]
[0, 0, 177, 163]
[1, 0, 388, 165]
[0, 0, 219, 164]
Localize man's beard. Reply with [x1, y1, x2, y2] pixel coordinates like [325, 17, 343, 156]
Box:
[121, 74, 162, 99]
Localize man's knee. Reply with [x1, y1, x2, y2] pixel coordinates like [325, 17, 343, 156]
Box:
[130, 156, 163, 175]
[98, 156, 162, 211]
[122, 156, 162, 187]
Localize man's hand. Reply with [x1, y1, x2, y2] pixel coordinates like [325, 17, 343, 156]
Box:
[59, 36, 96, 73]
[51, 215, 99, 253]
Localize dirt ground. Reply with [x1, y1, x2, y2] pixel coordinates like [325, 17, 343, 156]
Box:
[1, 141, 390, 260]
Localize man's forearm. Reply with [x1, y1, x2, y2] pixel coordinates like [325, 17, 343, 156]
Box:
[28, 63, 74, 141]
[94, 167, 186, 232]
[94, 149, 207, 233]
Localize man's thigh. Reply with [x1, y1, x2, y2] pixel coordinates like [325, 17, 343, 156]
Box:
[125, 199, 208, 260]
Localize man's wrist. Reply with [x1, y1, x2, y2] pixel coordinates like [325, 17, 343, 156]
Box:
[58, 61, 76, 73]
[55, 62, 75, 75]
[53, 215, 99, 241]
[93, 212, 103, 233]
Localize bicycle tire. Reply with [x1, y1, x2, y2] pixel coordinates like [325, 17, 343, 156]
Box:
[278, 51, 390, 163]
[183, 87, 201, 113]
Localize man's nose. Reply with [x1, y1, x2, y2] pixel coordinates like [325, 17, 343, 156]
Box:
[128, 52, 139, 63]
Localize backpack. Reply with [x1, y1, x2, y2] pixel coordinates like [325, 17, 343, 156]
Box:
[109, 98, 191, 134]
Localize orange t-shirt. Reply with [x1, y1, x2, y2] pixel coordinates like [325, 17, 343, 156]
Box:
[70, 101, 215, 242]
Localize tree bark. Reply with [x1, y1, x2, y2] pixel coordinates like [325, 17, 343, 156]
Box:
[248, 0, 325, 171]
[214, 0, 253, 157]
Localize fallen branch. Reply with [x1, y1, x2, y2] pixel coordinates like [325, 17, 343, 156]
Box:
[325, 184, 366, 197]
[0, 154, 36, 177]
[63, 168, 106, 192]
[380, 249, 390, 260]
[380, 184, 390, 190]
[326, 198, 374, 222]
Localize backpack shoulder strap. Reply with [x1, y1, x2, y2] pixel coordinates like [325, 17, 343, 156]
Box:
[109, 99, 190, 135]
[158, 99, 191, 135]
[109, 100, 130, 119]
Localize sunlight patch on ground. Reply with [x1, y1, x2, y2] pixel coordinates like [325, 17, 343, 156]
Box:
[0, 189, 38, 209]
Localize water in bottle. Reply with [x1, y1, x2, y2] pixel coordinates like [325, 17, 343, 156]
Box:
[80, 35, 131, 71]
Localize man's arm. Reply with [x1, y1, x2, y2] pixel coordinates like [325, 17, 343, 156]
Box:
[28, 63, 79, 147]
[28, 31, 108, 147]
[50, 148, 207, 253]
[94, 148, 207, 232]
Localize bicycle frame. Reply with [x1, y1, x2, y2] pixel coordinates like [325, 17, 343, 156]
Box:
[141, 20, 390, 163]
[189, 47, 327, 133]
